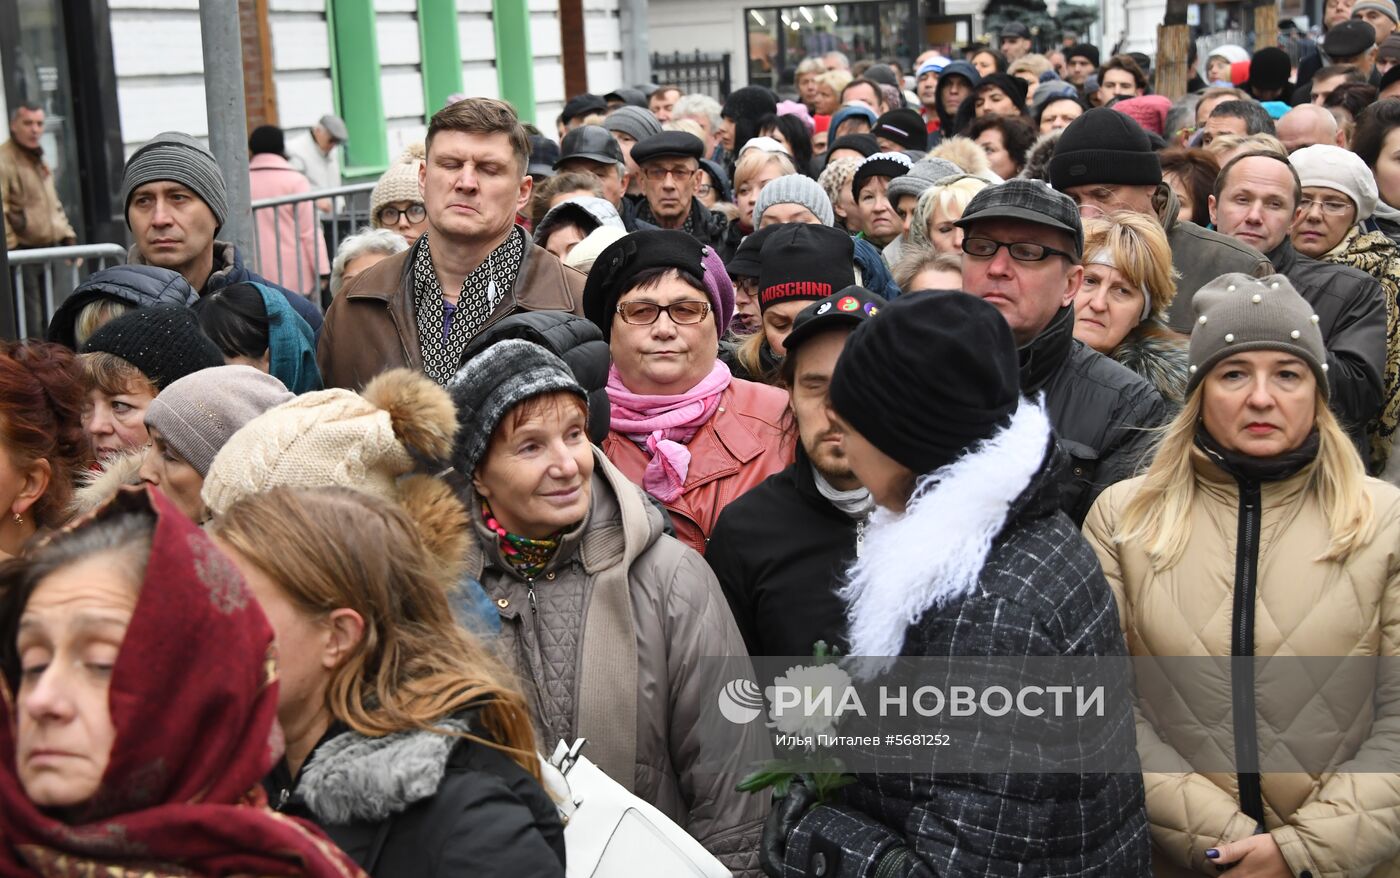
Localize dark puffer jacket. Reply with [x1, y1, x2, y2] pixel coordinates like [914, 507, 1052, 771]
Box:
[1268, 238, 1387, 452]
[1022, 305, 1168, 524]
[47, 264, 200, 348]
[268, 713, 565, 877]
[777, 439, 1151, 877]
[461, 310, 611, 443]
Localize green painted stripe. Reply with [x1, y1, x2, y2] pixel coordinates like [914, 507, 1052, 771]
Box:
[328, 0, 389, 177]
[492, 0, 536, 123]
[419, 0, 465, 117]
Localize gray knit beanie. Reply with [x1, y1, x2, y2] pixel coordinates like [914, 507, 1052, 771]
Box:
[604, 106, 663, 142]
[887, 158, 961, 203]
[1187, 273, 1328, 397]
[145, 365, 294, 477]
[448, 339, 588, 475]
[752, 174, 835, 227]
[121, 132, 229, 230]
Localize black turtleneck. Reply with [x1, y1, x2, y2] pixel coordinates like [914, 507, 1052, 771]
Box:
[1195, 426, 1320, 484]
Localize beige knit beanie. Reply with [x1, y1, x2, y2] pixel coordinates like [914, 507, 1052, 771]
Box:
[201, 369, 457, 517]
[370, 143, 426, 225]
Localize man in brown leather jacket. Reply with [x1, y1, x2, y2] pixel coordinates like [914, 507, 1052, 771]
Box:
[318, 98, 586, 390]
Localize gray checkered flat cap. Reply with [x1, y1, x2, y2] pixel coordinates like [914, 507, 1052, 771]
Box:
[955, 178, 1083, 258]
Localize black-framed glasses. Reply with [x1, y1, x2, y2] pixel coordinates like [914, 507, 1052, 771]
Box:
[616, 300, 711, 325]
[961, 235, 1075, 263]
[377, 203, 426, 225]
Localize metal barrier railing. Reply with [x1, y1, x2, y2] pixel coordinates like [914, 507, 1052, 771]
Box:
[8, 243, 130, 339]
[249, 182, 376, 303]
[3, 182, 377, 337]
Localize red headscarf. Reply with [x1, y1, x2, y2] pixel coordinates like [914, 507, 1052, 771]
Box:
[0, 486, 364, 877]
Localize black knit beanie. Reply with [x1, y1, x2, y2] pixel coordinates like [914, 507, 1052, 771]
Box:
[829, 290, 1020, 476]
[756, 225, 856, 311]
[1246, 47, 1292, 92]
[81, 304, 225, 391]
[1048, 107, 1162, 191]
[976, 73, 1029, 114]
[722, 86, 779, 123]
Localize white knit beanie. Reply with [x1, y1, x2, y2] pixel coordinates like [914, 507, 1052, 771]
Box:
[201, 369, 457, 517]
[752, 174, 835, 227]
[1288, 144, 1379, 222]
[370, 143, 426, 224]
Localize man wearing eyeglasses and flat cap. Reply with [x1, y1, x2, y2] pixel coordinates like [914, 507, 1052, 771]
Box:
[957, 178, 1167, 523]
[627, 131, 735, 259]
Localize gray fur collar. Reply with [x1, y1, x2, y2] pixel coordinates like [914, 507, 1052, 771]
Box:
[298, 717, 473, 824]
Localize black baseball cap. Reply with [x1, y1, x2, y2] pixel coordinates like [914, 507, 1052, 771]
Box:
[555, 125, 624, 168]
[955, 179, 1084, 258]
[783, 286, 885, 356]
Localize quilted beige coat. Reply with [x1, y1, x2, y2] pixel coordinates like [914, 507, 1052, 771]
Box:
[1084, 451, 1400, 878]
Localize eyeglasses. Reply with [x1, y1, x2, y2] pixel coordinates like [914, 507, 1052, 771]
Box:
[377, 203, 426, 224]
[697, 183, 713, 196]
[1299, 197, 1354, 216]
[643, 166, 699, 182]
[616, 300, 711, 325]
[961, 235, 1076, 262]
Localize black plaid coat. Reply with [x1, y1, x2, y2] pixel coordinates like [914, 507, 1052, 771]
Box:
[778, 451, 1151, 877]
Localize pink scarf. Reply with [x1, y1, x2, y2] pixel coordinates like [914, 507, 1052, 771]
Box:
[607, 361, 733, 502]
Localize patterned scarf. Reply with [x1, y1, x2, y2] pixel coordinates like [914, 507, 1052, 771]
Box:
[1323, 226, 1400, 471]
[412, 228, 526, 385]
[0, 487, 363, 878]
[482, 499, 563, 579]
[606, 361, 733, 502]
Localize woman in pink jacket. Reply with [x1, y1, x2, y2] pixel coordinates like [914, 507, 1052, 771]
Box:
[249, 125, 328, 298]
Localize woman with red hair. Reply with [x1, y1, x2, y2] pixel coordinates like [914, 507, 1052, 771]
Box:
[0, 341, 87, 557]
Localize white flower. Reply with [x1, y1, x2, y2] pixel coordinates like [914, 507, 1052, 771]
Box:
[765, 663, 856, 738]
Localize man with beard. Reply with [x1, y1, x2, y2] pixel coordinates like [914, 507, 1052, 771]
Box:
[706, 286, 883, 656]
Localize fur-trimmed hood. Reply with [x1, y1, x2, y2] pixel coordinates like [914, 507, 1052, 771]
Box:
[1112, 323, 1189, 409]
[70, 450, 146, 518]
[1018, 129, 1062, 184]
[298, 717, 473, 824]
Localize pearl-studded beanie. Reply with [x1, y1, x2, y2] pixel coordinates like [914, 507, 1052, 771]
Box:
[1186, 272, 1327, 398]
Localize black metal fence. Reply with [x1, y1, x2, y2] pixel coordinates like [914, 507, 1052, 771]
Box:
[652, 51, 732, 101]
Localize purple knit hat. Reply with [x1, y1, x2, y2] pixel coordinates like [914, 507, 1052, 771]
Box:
[699, 243, 735, 338]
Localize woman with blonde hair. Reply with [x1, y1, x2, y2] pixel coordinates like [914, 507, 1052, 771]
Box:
[813, 70, 852, 116]
[1084, 273, 1400, 878]
[908, 173, 989, 253]
[213, 486, 564, 875]
[1073, 212, 1188, 406]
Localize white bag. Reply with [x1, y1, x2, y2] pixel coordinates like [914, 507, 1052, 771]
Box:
[540, 739, 732, 878]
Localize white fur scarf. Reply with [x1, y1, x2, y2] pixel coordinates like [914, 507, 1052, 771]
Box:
[839, 399, 1053, 663]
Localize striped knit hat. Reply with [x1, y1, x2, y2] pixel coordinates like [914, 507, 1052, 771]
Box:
[448, 339, 587, 476]
[122, 132, 228, 230]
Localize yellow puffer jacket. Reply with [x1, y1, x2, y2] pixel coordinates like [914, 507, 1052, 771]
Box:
[1084, 451, 1400, 878]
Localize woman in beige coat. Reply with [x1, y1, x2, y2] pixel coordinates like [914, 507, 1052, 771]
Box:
[1085, 272, 1400, 878]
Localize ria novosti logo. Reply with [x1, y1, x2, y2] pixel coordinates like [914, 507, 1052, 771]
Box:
[717, 678, 765, 724]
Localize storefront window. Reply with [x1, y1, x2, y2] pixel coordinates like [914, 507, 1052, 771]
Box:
[745, 0, 918, 92]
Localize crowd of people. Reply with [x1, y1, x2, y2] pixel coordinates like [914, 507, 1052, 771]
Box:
[5, 7, 1400, 876]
